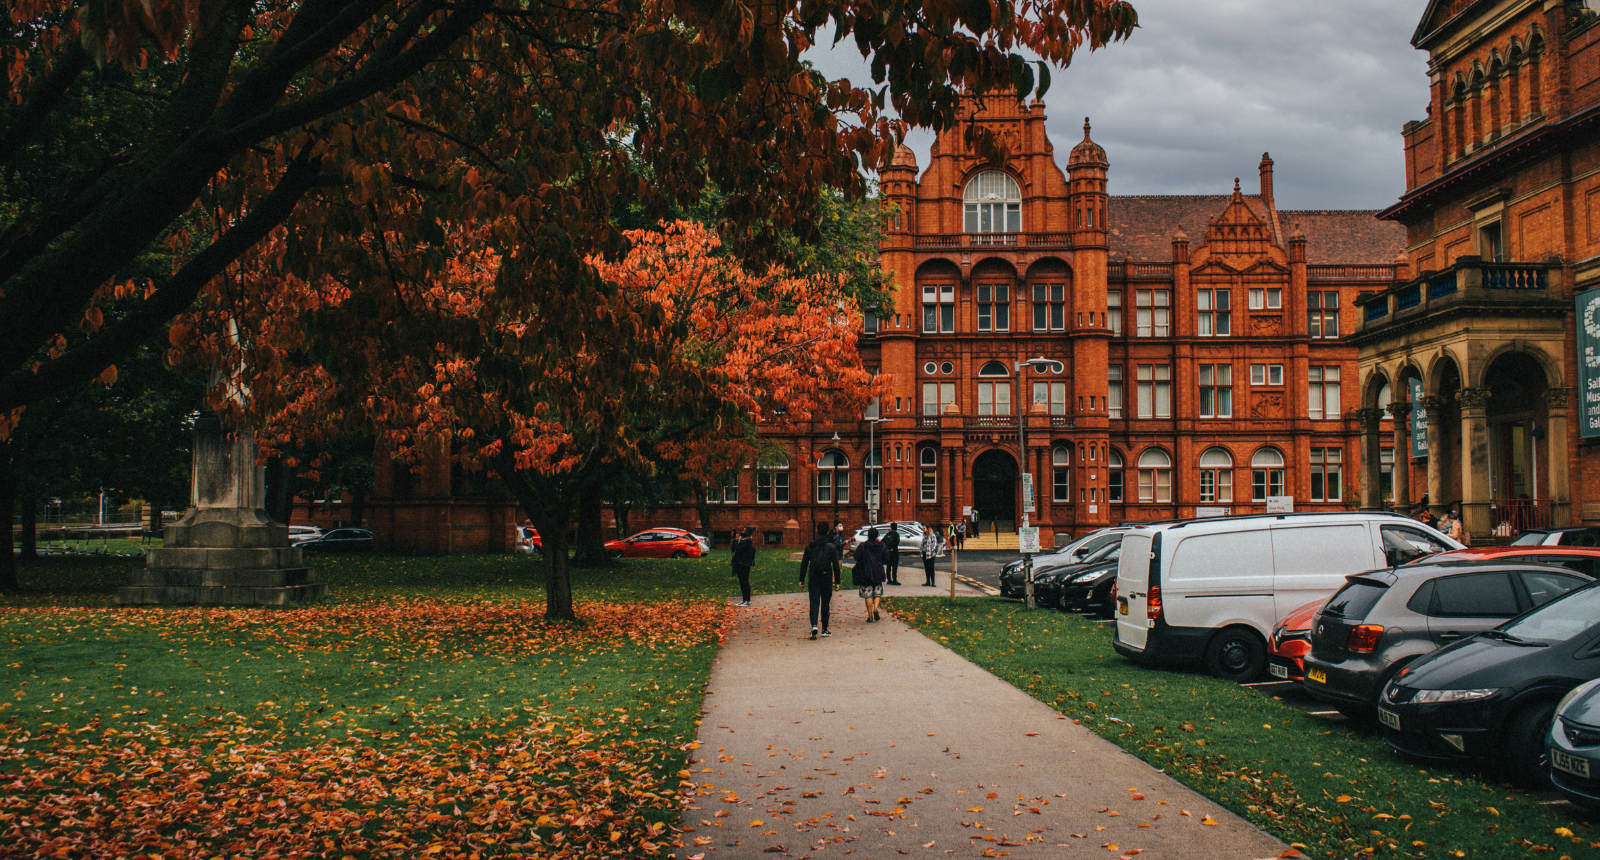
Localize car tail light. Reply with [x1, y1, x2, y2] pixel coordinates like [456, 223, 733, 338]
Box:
[1110, 580, 1118, 603]
[1346, 624, 1385, 654]
[1147, 585, 1163, 621]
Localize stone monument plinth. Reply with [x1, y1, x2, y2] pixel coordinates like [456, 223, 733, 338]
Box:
[118, 413, 325, 605]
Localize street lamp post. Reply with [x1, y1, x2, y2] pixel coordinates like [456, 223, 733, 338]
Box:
[865, 417, 891, 524]
[830, 431, 842, 531]
[1014, 356, 1064, 610]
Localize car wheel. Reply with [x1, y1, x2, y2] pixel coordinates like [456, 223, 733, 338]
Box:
[671, 550, 689, 559]
[608, 549, 624, 559]
[1499, 701, 1558, 790]
[1204, 626, 1267, 682]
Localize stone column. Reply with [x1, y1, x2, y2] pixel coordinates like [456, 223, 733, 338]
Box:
[1545, 388, 1573, 526]
[1458, 388, 1493, 541]
[1387, 401, 1413, 509]
[1423, 395, 1452, 518]
[1357, 408, 1384, 510]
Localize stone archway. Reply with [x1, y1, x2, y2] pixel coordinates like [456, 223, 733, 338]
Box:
[971, 449, 1018, 530]
[1484, 351, 1550, 532]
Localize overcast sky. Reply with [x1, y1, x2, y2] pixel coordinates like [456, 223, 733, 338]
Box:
[806, 0, 1432, 210]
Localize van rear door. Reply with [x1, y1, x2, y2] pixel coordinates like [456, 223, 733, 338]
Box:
[1115, 533, 1153, 650]
[1270, 523, 1378, 622]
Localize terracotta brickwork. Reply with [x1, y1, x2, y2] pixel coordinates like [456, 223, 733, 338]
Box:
[1354, 1, 1600, 541]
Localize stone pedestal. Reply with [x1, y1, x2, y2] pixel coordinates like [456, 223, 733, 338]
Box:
[118, 413, 325, 605]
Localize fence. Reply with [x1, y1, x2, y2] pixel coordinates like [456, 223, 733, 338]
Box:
[1489, 498, 1553, 537]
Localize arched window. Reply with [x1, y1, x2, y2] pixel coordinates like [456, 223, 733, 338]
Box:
[1198, 447, 1234, 504]
[756, 451, 790, 503]
[1108, 449, 1124, 503]
[977, 360, 1012, 416]
[1137, 449, 1172, 504]
[964, 171, 1021, 234]
[978, 361, 1009, 377]
[1251, 448, 1286, 502]
[817, 450, 849, 504]
[919, 447, 939, 503]
[1052, 446, 1072, 502]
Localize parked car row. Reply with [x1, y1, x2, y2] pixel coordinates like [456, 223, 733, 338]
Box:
[293, 527, 373, 552]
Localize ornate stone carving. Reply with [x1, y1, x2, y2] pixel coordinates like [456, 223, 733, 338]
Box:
[1386, 401, 1413, 422]
[1353, 407, 1383, 431]
[1456, 387, 1491, 409]
[1544, 387, 1574, 409]
[1250, 315, 1282, 335]
[1421, 395, 1453, 416]
[1251, 392, 1285, 418]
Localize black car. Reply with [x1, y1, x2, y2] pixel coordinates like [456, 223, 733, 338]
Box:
[1377, 582, 1600, 787]
[1000, 540, 1120, 600]
[1303, 560, 1592, 722]
[1056, 555, 1121, 618]
[296, 527, 374, 552]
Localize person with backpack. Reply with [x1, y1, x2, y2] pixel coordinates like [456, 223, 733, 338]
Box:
[730, 525, 756, 606]
[882, 525, 901, 585]
[854, 527, 891, 622]
[799, 521, 842, 639]
[920, 524, 941, 587]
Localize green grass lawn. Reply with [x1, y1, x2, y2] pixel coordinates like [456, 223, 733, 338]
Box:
[0, 548, 798, 858]
[887, 597, 1600, 860]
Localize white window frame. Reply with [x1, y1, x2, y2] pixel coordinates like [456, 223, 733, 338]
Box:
[919, 447, 938, 503]
[1250, 363, 1284, 386]
[1308, 365, 1342, 420]
[1136, 364, 1172, 419]
[977, 283, 1011, 332]
[922, 284, 956, 333]
[1251, 448, 1286, 502]
[1310, 447, 1342, 502]
[1199, 364, 1232, 419]
[1198, 447, 1234, 503]
[1137, 449, 1173, 503]
[964, 170, 1022, 234]
[1135, 289, 1171, 338]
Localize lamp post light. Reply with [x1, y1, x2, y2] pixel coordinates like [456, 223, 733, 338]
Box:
[865, 417, 891, 524]
[1014, 356, 1064, 610]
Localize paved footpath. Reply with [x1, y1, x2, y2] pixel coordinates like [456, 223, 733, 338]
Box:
[675, 578, 1293, 860]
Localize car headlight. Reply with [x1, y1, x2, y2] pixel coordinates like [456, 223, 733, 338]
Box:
[1409, 688, 1500, 704]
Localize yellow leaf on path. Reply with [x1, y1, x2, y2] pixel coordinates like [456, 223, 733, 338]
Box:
[967, 806, 984, 812]
[749, 819, 763, 827]
[923, 841, 936, 848]
[1180, 810, 1192, 817]
[1103, 843, 1119, 851]
[1201, 817, 1219, 826]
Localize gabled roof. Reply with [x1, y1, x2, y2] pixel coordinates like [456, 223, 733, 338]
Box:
[1412, 0, 1492, 49]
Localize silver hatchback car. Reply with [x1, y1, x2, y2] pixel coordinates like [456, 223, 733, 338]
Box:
[1302, 559, 1594, 721]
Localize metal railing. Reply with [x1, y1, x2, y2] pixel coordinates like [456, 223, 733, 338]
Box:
[1490, 498, 1553, 536]
[1483, 265, 1547, 289]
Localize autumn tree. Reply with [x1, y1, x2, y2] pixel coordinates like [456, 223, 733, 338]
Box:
[1, 0, 1137, 431]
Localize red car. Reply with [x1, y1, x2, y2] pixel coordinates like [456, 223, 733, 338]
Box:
[1410, 545, 1600, 577]
[605, 530, 706, 559]
[1267, 598, 1325, 682]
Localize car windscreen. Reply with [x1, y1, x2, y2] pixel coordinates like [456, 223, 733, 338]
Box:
[1509, 532, 1545, 546]
[1499, 583, 1600, 642]
[1320, 580, 1389, 621]
[1082, 540, 1121, 564]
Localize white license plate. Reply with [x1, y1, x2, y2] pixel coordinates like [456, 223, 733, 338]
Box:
[1378, 708, 1401, 731]
[1552, 749, 1592, 779]
[1269, 663, 1289, 679]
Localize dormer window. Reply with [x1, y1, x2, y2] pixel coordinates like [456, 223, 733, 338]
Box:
[964, 171, 1021, 233]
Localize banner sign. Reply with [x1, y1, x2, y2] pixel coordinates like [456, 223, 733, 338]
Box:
[1195, 506, 1231, 518]
[1579, 290, 1600, 438]
[1018, 527, 1041, 554]
[1021, 472, 1035, 514]
[1409, 377, 1428, 458]
[1266, 496, 1294, 513]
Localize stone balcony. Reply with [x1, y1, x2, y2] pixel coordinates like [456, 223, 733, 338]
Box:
[1351, 257, 1566, 343]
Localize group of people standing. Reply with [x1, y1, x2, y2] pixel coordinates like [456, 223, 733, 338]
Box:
[755, 521, 953, 640]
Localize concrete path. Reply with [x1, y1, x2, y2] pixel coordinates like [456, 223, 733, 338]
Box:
[675, 587, 1292, 860]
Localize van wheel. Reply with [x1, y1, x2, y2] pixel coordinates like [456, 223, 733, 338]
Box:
[1205, 627, 1267, 682]
[1499, 701, 1557, 790]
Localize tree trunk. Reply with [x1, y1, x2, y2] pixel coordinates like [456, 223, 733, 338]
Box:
[611, 499, 630, 541]
[0, 442, 18, 592]
[694, 486, 714, 543]
[19, 492, 36, 559]
[493, 446, 576, 621]
[573, 481, 607, 564]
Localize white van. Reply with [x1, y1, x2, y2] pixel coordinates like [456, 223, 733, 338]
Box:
[1112, 512, 1460, 681]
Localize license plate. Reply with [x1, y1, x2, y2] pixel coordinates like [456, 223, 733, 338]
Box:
[1118, 599, 1129, 615]
[1553, 749, 1592, 779]
[1307, 667, 1327, 684]
[1269, 663, 1289, 679]
[1378, 708, 1401, 731]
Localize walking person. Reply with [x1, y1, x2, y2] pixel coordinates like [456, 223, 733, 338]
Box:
[829, 523, 847, 586]
[730, 525, 756, 606]
[882, 524, 901, 585]
[799, 522, 842, 639]
[955, 519, 967, 550]
[920, 523, 940, 587]
[854, 527, 890, 622]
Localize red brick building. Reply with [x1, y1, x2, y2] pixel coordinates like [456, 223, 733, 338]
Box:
[1352, 0, 1600, 541]
[355, 96, 1423, 552]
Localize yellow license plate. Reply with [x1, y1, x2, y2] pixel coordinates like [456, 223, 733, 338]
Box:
[1307, 668, 1327, 684]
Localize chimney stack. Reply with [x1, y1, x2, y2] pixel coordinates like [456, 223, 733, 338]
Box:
[1258, 153, 1275, 212]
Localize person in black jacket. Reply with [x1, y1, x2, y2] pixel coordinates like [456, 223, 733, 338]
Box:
[882, 525, 901, 585]
[799, 521, 842, 639]
[730, 525, 756, 606]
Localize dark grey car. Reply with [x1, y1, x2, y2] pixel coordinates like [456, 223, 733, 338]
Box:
[1303, 560, 1594, 721]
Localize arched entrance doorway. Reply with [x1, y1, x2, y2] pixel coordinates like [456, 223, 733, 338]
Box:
[972, 450, 1018, 531]
[1484, 352, 1550, 532]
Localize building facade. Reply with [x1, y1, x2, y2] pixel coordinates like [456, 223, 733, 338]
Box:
[681, 98, 1411, 548]
[1352, 0, 1600, 542]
